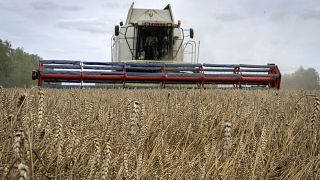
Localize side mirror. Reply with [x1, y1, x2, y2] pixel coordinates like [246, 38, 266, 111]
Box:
[115, 25, 120, 36]
[120, 21, 123, 26]
[190, 28, 194, 39]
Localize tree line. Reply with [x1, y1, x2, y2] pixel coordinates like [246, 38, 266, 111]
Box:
[281, 67, 319, 90]
[0, 39, 41, 88]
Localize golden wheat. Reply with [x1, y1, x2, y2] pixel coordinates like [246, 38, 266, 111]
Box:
[0, 88, 319, 179]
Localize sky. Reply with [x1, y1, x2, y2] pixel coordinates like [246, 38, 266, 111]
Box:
[0, 0, 319, 74]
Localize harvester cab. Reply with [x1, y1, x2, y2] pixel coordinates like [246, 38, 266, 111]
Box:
[32, 3, 281, 89]
[111, 3, 193, 63]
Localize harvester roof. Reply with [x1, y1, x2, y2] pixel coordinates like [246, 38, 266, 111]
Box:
[125, 3, 174, 25]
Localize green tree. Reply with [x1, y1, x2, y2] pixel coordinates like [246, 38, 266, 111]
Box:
[0, 40, 13, 86]
[0, 39, 41, 87]
[281, 66, 320, 90]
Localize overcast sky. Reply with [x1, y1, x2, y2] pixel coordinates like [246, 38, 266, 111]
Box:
[0, 0, 319, 73]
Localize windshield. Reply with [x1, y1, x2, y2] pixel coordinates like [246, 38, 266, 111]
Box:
[136, 26, 173, 60]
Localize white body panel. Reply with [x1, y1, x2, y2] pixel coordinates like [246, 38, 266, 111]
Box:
[111, 3, 187, 64]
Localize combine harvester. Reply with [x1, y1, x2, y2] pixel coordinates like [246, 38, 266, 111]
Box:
[32, 3, 281, 89]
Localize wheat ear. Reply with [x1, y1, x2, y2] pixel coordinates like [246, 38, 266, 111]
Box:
[101, 141, 112, 179]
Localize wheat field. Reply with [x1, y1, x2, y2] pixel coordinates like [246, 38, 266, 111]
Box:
[0, 88, 319, 179]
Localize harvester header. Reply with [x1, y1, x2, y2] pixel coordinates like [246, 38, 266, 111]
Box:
[32, 60, 281, 89]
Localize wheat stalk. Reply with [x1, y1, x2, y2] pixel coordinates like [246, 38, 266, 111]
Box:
[123, 152, 129, 179]
[12, 130, 30, 180]
[136, 153, 143, 179]
[54, 114, 63, 165]
[13, 130, 24, 159]
[128, 100, 140, 136]
[37, 88, 44, 129]
[201, 144, 210, 178]
[17, 162, 29, 180]
[101, 141, 112, 179]
[310, 96, 319, 148]
[85, 102, 94, 121]
[92, 138, 102, 180]
[223, 119, 232, 160]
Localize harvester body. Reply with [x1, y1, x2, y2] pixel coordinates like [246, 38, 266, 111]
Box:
[32, 3, 281, 89]
[112, 4, 185, 63]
